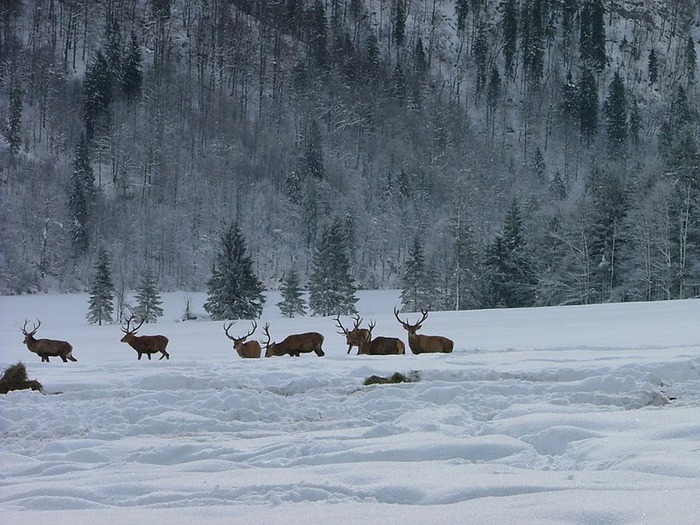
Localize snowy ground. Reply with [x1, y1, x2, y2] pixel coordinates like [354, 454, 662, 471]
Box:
[1, 291, 699, 524]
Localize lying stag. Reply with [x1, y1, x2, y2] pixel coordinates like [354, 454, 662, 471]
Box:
[356, 320, 405, 355]
[21, 319, 77, 362]
[334, 313, 371, 354]
[120, 316, 170, 360]
[223, 320, 261, 358]
[394, 308, 453, 354]
[262, 323, 325, 357]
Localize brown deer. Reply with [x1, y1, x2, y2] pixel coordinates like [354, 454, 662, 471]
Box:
[356, 320, 405, 355]
[21, 319, 77, 362]
[223, 320, 261, 359]
[261, 323, 325, 357]
[334, 313, 371, 354]
[394, 308, 454, 354]
[120, 316, 170, 360]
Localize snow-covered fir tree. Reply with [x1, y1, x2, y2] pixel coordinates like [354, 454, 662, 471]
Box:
[308, 218, 358, 316]
[134, 267, 163, 323]
[204, 223, 265, 320]
[483, 201, 536, 308]
[86, 247, 114, 325]
[401, 235, 435, 312]
[277, 267, 307, 318]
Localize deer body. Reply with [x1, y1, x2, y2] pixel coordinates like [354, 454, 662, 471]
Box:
[121, 316, 170, 360]
[224, 321, 261, 358]
[21, 320, 76, 362]
[354, 319, 405, 355]
[394, 308, 453, 354]
[263, 324, 325, 357]
[357, 336, 405, 355]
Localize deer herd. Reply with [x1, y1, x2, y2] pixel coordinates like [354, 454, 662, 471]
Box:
[19, 308, 454, 363]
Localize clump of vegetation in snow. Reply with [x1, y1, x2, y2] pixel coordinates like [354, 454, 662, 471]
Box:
[0, 362, 43, 394]
[363, 371, 420, 386]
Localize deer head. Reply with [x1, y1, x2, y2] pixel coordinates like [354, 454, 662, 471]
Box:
[335, 314, 372, 354]
[21, 319, 41, 343]
[393, 307, 429, 335]
[223, 320, 259, 354]
[121, 315, 145, 342]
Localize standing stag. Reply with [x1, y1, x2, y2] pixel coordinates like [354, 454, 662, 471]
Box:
[261, 323, 325, 357]
[120, 316, 170, 360]
[334, 314, 371, 354]
[394, 308, 454, 354]
[355, 320, 405, 355]
[21, 319, 77, 362]
[223, 320, 261, 358]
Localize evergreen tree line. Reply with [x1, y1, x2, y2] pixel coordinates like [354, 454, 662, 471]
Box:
[1, 0, 699, 306]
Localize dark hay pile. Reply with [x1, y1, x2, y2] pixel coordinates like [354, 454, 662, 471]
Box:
[0, 362, 43, 394]
[363, 371, 420, 386]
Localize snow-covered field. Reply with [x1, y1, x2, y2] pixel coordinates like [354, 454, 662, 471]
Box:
[1, 291, 699, 524]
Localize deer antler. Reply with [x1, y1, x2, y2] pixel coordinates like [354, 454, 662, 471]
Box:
[223, 321, 237, 340]
[367, 319, 376, 335]
[352, 313, 363, 329]
[121, 315, 145, 334]
[394, 307, 428, 328]
[334, 314, 349, 335]
[261, 322, 273, 348]
[243, 320, 257, 339]
[21, 319, 41, 336]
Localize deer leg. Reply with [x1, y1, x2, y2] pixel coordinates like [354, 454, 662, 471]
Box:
[137, 353, 142, 360]
[147, 353, 152, 360]
[61, 355, 68, 362]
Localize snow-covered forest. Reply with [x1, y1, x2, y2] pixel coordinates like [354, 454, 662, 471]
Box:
[1, 0, 698, 306]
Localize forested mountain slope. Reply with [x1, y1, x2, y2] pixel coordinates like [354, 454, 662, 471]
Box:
[1, 0, 698, 307]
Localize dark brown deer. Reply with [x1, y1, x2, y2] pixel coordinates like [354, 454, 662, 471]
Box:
[261, 323, 325, 357]
[394, 308, 454, 354]
[223, 320, 261, 359]
[120, 316, 170, 360]
[356, 320, 405, 355]
[334, 313, 371, 354]
[21, 319, 77, 362]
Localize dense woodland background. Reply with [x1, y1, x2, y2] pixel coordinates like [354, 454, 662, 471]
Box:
[0, 0, 698, 310]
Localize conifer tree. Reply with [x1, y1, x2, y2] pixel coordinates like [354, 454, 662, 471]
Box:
[204, 223, 265, 320]
[135, 267, 164, 323]
[5, 81, 22, 158]
[579, 67, 598, 146]
[83, 50, 113, 139]
[628, 95, 641, 147]
[122, 32, 143, 100]
[586, 167, 628, 301]
[452, 212, 482, 310]
[308, 218, 358, 316]
[521, 0, 544, 89]
[277, 267, 307, 317]
[483, 200, 536, 308]
[87, 247, 115, 325]
[456, 0, 469, 33]
[686, 35, 696, 86]
[401, 235, 435, 311]
[604, 71, 627, 151]
[580, 0, 606, 71]
[308, 0, 328, 70]
[648, 48, 658, 85]
[474, 24, 488, 95]
[68, 135, 95, 256]
[393, 0, 406, 48]
[501, 0, 517, 77]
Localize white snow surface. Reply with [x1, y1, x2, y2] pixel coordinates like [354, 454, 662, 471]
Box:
[1, 291, 699, 524]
